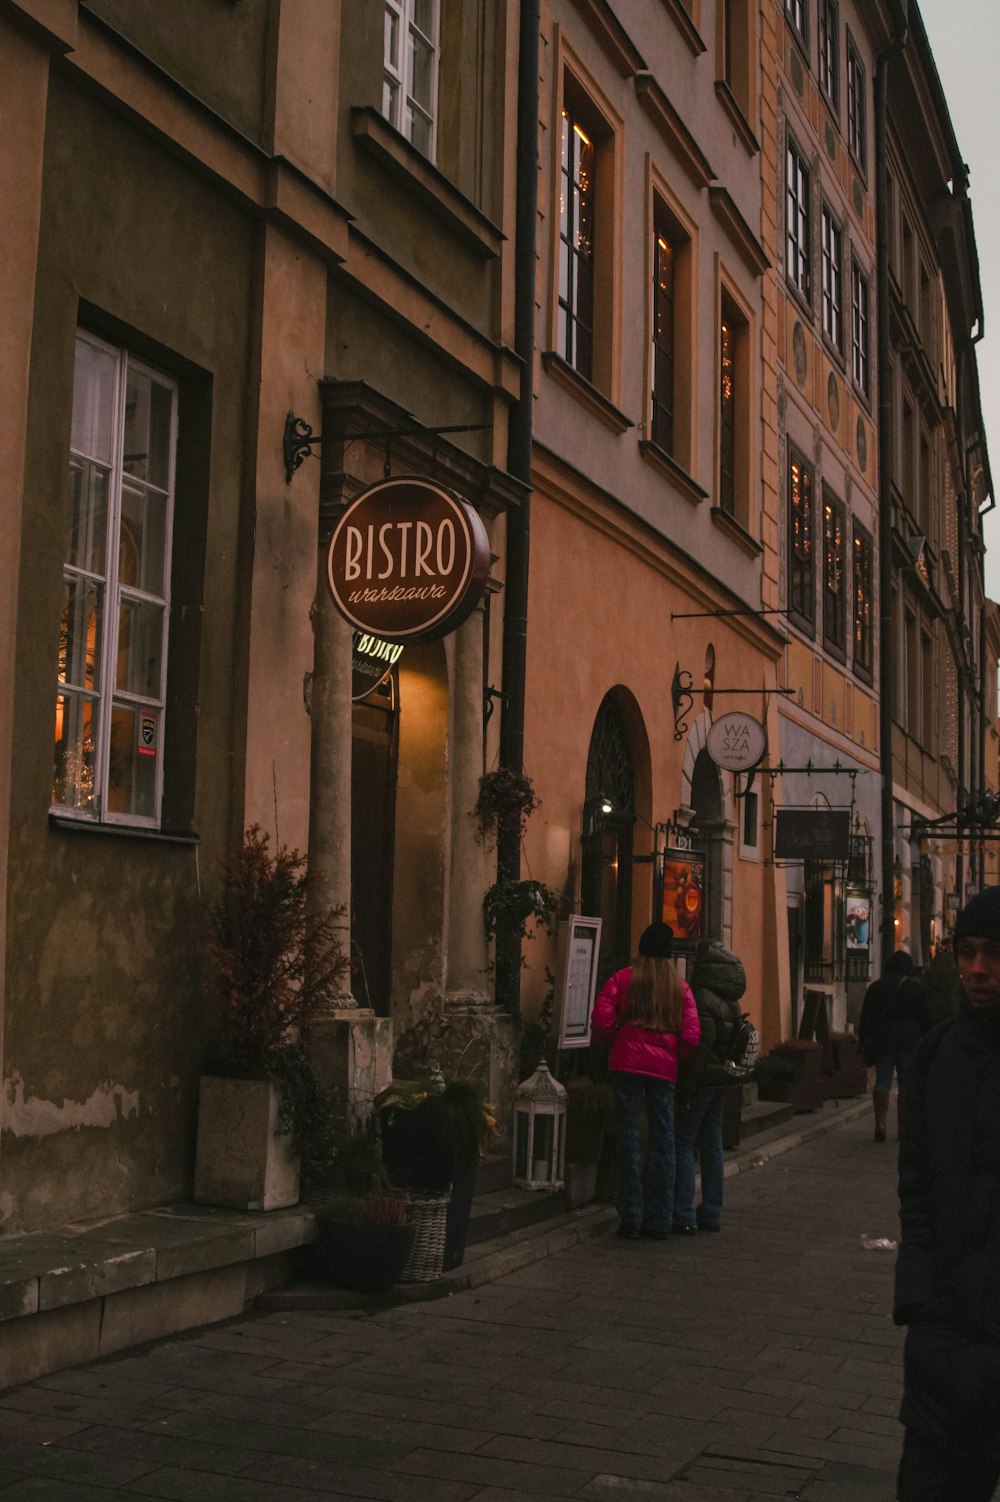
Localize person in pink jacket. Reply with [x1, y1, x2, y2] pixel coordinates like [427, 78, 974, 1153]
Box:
[590, 921, 701, 1239]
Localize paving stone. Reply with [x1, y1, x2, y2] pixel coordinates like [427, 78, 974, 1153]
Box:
[1, 1109, 908, 1502]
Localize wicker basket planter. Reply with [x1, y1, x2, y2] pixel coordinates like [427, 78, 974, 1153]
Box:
[398, 1192, 450, 1282]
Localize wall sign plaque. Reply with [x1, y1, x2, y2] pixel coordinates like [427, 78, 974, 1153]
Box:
[328, 477, 491, 643]
[351, 631, 403, 701]
[706, 712, 767, 773]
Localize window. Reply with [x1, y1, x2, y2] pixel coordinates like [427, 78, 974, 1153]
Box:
[719, 308, 736, 514]
[383, 0, 439, 159]
[785, 0, 807, 48]
[846, 32, 866, 170]
[788, 448, 815, 631]
[720, 0, 754, 125]
[786, 137, 811, 301]
[823, 488, 847, 656]
[818, 0, 838, 108]
[651, 221, 676, 452]
[718, 288, 750, 523]
[559, 98, 596, 381]
[851, 259, 870, 395]
[54, 331, 177, 825]
[853, 521, 873, 679]
[821, 205, 843, 350]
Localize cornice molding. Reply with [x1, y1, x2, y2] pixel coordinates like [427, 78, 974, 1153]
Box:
[634, 72, 715, 189]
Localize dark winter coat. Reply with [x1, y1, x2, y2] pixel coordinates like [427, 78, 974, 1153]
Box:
[677, 938, 746, 1108]
[858, 952, 931, 1065]
[893, 1002, 1000, 1456]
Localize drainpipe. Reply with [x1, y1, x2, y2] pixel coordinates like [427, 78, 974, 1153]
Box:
[876, 5, 909, 964]
[496, 0, 540, 1016]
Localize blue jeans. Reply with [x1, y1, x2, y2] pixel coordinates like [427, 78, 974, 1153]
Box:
[674, 1088, 726, 1231]
[875, 1049, 913, 1095]
[612, 1073, 676, 1235]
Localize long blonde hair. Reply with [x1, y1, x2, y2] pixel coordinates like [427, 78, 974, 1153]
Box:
[626, 954, 683, 1033]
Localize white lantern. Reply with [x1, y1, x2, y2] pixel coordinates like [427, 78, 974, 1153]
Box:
[513, 1062, 567, 1189]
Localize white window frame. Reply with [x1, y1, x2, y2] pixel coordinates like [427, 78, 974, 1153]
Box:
[383, 0, 440, 160]
[54, 330, 177, 828]
[821, 204, 843, 350]
[846, 32, 867, 170]
[786, 136, 811, 301]
[852, 258, 870, 395]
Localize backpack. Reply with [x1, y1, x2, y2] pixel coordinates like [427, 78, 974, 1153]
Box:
[725, 1012, 759, 1078]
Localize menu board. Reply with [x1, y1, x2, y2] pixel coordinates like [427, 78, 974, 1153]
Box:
[556, 916, 603, 1049]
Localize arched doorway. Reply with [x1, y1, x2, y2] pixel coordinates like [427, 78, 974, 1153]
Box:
[582, 693, 636, 987]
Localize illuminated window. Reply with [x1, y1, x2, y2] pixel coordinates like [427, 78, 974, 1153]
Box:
[786, 137, 811, 301]
[716, 286, 751, 528]
[54, 331, 176, 825]
[788, 447, 815, 631]
[383, 0, 439, 159]
[559, 104, 596, 380]
[720, 312, 736, 514]
[852, 520, 873, 679]
[823, 488, 847, 656]
[652, 224, 676, 451]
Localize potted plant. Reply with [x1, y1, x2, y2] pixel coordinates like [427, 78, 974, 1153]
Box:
[194, 826, 348, 1210]
[375, 1075, 496, 1273]
[483, 878, 560, 962]
[311, 1191, 415, 1293]
[753, 1052, 805, 1103]
[474, 767, 541, 846]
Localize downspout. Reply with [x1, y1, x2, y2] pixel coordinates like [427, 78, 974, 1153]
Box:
[497, 0, 540, 1016]
[876, 5, 909, 964]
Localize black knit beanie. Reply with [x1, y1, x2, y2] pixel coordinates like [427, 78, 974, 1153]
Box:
[639, 922, 674, 958]
[953, 887, 1000, 945]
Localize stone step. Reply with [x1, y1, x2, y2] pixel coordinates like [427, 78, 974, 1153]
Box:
[473, 1152, 513, 1196]
[465, 1183, 566, 1245]
[738, 1099, 796, 1138]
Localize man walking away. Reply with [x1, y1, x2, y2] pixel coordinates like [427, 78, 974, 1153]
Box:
[894, 886, 1000, 1501]
[859, 950, 931, 1141]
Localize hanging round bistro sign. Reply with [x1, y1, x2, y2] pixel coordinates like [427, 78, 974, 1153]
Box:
[327, 476, 491, 643]
[705, 712, 767, 774]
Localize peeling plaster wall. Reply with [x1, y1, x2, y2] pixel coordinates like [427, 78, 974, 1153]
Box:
[3, 75, 253, 1235]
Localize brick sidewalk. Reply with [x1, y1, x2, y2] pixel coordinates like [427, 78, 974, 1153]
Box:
[0, 1107, 904, 1500]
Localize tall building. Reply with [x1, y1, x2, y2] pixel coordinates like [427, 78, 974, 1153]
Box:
[0, 0, 521, 1236]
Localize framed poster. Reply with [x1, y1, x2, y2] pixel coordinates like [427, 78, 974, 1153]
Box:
[845, 891, 871, 950]
[556, 916, 603, 1049]
[661, 850, 706, 946]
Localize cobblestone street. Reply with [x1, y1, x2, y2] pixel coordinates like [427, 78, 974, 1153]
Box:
[0, 1106, 905, 1500]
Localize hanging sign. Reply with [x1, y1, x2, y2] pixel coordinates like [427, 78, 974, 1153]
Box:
[351, 631, 403, 701]
[328, 477, 491, 643]
[774, 809, 851, 860]
[706, 712, 767, 773]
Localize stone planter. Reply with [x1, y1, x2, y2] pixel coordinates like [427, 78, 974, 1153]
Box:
[193, 1076, 300, 1210]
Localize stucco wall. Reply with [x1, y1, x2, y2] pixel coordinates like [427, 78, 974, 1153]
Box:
[3, 76, 255, 1235]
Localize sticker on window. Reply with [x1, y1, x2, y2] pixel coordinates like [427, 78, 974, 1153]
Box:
[138, 715, 157, 758]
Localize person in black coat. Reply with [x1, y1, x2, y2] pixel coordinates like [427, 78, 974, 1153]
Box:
[673, 937, 746, 1235]
[893, 886, 1000, 1501]
[858, 950, 931, 1141]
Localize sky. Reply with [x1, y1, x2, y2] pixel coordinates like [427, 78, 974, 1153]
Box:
[918, 0, 1000, 601]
